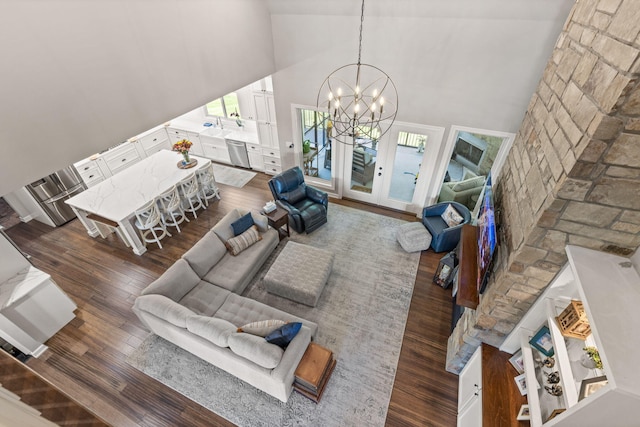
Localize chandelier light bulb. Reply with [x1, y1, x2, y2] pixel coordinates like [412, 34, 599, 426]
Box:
[337, 87, 342, 97]
[354, 103, 360, 114]
[373, 88, 378, 99]
[328, 92, 334, 101]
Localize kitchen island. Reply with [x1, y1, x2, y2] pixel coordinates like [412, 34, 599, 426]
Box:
[66, 149, 211, 255]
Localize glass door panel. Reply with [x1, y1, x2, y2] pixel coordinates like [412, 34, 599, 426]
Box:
[386, 132, 426, 203]
[343, 123, 445, 213]
[298, 109, 333, 183]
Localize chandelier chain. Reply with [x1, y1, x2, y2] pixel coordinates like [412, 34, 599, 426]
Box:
[357, 0, 365, 65]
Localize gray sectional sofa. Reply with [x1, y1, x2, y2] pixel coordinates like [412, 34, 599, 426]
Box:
[133, 208, 318, 402]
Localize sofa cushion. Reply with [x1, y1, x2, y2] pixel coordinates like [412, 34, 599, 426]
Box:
[265, 322, 302, 349]
[227, 333, 284, 369]
[205, 233, 277, 293]
[441, 204, 464, 227]
[186, 315, 237, 347]
[140, 259, 201, 302]
[238, 319, 287, 337]
[179, 282, 231, 316]
[452, 176, 485, 192]
[231, 212, 255, 236]
[212, 209, 241, 242]
[134, 294, 194, 328]
[214, 293, 318, 337]
[250, 211, 269, 233]
[182, 231, 228, 278]
[225, 225, 262, 256]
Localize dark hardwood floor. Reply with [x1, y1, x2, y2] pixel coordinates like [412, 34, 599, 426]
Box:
[3, 171, 458, 426]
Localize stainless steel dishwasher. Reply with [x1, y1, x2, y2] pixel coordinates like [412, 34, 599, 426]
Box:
[226, 139, 251, 168]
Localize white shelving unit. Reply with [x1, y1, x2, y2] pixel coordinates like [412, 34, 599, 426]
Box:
[501, 245, 640, 426]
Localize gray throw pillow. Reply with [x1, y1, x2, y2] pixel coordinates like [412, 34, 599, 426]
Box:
[228, 333, 284, 369]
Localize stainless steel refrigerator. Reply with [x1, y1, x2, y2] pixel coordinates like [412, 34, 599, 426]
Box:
[25, 166, 86, 226]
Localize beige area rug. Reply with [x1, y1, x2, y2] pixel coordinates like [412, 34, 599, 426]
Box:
[212, 164, 257, 188]
[127, 204, 420, 426]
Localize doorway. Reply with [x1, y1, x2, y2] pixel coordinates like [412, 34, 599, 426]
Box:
[428, 126, 515, 216]
[342, 122, 445, 214]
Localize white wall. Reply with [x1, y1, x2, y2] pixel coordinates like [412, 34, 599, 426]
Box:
[268, 0, 574, 167]
[0, 0, 275, 196]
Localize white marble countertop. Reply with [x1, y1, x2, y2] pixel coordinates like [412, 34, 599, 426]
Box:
[0, 265, 50, 309]
[225, 130, 259, 145]
[66, 149, 209, 222]
[167, 118, 209, 133]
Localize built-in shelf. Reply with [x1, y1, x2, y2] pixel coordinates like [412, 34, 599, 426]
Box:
[501, 245, 640, 426]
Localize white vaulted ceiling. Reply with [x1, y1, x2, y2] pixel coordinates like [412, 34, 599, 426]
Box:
[0, 0, 574, 196]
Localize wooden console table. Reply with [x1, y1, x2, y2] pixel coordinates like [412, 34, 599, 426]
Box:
[456, 224, 479, 309]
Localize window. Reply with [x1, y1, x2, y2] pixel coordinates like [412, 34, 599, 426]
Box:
[205, 92, 241, 118]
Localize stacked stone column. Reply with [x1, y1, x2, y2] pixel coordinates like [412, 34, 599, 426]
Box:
[447, 0, 640, 373]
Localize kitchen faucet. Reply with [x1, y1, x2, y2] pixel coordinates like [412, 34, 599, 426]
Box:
[216, 117, 223, 129]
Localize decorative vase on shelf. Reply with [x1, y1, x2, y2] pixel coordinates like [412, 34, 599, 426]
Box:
[580, 352, 597, 369]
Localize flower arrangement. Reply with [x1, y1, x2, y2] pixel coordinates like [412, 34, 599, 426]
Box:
[173, 139, 193, 164]
[583, 346, 603, 369]
[172, 139, 192, 154]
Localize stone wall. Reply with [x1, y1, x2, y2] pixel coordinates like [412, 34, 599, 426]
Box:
[447, 0, 640, 373]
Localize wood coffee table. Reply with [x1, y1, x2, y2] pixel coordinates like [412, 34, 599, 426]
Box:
[263, 206, 290, 241]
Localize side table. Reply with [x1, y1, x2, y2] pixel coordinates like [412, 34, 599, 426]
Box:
[263, 206, 290, 241]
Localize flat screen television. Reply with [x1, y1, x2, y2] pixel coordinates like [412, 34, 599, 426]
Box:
[477, 173, 497, 293]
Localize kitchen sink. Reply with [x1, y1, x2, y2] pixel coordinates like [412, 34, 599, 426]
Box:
[200, 128, 232, 138]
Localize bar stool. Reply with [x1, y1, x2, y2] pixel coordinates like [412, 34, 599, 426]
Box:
[134, 199, 171, 249]
[196, 161, 220, 206]
[179, 172, 206, 218]
[157, 185, 189, 233]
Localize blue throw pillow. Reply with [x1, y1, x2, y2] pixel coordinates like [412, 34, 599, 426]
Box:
[264, 322, 302, 348]
[231, 212, 254, 236]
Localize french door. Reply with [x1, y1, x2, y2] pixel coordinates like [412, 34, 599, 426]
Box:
[342, 122, 445, 213]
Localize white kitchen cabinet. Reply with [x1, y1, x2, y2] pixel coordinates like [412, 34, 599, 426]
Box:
[101, 142, 141, 176]
[262, 147, 282, 175]
[186, 131, 204, 156]
[135, 127, 170, 157]
[201, 134, 231, 164]
[501, 245, 640, 427]
[167, 127, 204, 156]
[458, 346, 482, 427]
[253, 92, 276, 123]
[250, 76, 273, 93]
[253, 91, 280, 150]
[246, 143, 264, 171]
[74, 158, 107, 187]
[257, 121, 280, 150]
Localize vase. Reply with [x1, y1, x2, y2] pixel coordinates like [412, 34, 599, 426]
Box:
[182, 151, 191, 165]
[580, 353, 597, 369]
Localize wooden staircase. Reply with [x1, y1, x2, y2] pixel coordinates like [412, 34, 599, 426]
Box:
[0, 350, 108, 426]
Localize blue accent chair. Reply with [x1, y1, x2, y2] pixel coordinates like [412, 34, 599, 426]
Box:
[268, 167, 328, 234]
[422, 201, 471, 252]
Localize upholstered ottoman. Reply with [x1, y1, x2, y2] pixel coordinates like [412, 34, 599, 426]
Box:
[263, 241, 334, 307]
[396, 222, 432, 252]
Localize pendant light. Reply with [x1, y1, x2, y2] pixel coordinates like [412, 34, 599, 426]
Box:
[316, 0, 398, 145]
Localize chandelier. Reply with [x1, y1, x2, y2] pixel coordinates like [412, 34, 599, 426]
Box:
[317, 0, 398, 145]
